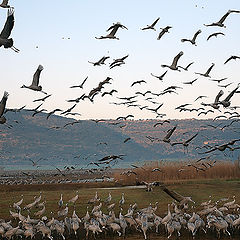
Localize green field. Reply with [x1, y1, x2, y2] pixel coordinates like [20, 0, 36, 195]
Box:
[1, 179, 240, 239]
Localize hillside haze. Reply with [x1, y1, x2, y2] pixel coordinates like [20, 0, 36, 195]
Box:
[0, 111, 239, 170]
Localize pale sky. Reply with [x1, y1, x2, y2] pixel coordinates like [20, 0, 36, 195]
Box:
[0, 0, 240, 120]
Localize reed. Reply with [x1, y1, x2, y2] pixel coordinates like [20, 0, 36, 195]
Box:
[114, 159, 240, 185]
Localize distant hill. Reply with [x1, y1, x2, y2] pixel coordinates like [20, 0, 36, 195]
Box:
[0, 111, 239, 170]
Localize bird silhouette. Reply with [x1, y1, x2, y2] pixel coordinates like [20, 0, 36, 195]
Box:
[88, 56, 110, 66]
[33, 94, 52, 102]
[181, 30, 201, 45]
[157, 26, 172, 40]
[204, 10, 240, 27]
[96, 22, 127, 40]
[182, 78, 198, 85]
[195, 63, 215, 77]
[207, 32, 225, 40]
[0, 8, 19, 52]
[224, 55, 240, 64]
[141, 17, 160, 31]
[219, 86, 239, 107]
[163, 126, 177, 143]
[70, 77, 88, 88]
[131, 80, 147, 87]
[21, 65, 47, 94]
[178, 62, 194, 71]
[0, 0, 10, 8]
[0, 91, 9, 124]
[151, 70, 168, 81]
[161, 51, 184, 71]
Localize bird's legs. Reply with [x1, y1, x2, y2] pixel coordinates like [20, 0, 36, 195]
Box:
[11, 46, 20, 53]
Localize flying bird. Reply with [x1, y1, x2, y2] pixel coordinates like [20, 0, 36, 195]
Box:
[0, 0, 10, 8]
[204, 10, 240, 27]
[0, 91, 9, 124]
[147, 103, 164, 114]
[161, 51, 184, 71]
[153, 120, 170, 127]
[33, 94, 51, 102]
[124, 137, 131, 143]
[163, 125, 177, 143]
[0, 8, 19, 52]
[95, 22, 128, 40]
[157, 26, 172, 40]
[218, 82, 233, 88]
[61, 104, 77, 115]
[171, 133, 198, 150]
[70, 77, 88, 88]
[110, 54, 129, 69]
[102, 89, 118, 97]
[88, 56, 110, 66]
[224, 55, 240, 64]
[201, 89, 223, 109]
[131, 80, 147, 87]
[195, 63, 215, 78]
[21, 65, 47, 94]
[46, 109, 62, 119]
[116, 114, 134, 120]
[141, 17, 160, 31]
[151, 70, 168, 81]
[207, 32, 225, 41]
[160, 184, 195, 207]
[181, 30, 201, 45]
[182, 78, 198, 85]
[178, 62, 194, 71]
[210, 77, 227, 83]
[219, 86, 239, 107]
[194, 95, 207, 102]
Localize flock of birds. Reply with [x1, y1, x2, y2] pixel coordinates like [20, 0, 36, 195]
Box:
[1, 188, 240, 240]
[0, 4, 239, 164]
[0, 1, 240, 238]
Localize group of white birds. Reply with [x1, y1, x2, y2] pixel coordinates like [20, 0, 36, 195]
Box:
[1, 190, 239, 240]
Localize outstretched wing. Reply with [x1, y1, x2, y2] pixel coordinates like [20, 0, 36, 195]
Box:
[0, 8, 14, 39]
[214, 90, 224, 103]
[171, 51, 184, 67]
[157, 30, 165, 40]
[224, 87, 239, 102]
[185, 133, 198, 144]
[218, 10, 231, 24]
[0, 91, 9, 117]
[151, 17, 160, 27]
[192, 30, 201, 42]
[32, 65, 44, 86]
[165, 126, 177, 139]
[205, 63, 215, 75]
[160, 184, 184, 202]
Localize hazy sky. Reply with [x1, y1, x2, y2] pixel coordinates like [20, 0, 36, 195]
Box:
[0, 0, 240, 120]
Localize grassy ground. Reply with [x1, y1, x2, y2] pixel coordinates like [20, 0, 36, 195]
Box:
[1, 178, 240, 220]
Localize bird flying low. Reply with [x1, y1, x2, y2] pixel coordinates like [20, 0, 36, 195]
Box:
[160, 184, 195, 207]
[0, 91, 9, 124]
